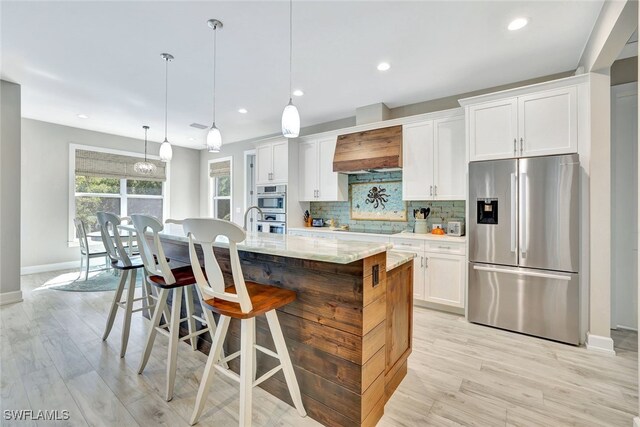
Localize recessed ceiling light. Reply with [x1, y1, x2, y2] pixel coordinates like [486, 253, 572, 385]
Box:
[508, 18, 528, 31]
[77, 114, 89, 119]
[188, 137, 195, 141]
[293, 89, 304, 97]
[238, 108, 248, 114]
[377, 62, 391, 71]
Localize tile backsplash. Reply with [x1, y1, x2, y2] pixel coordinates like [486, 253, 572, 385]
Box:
[309, 171, 465, 233]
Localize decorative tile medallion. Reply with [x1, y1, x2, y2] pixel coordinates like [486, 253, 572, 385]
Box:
[350, 181, 407, 221]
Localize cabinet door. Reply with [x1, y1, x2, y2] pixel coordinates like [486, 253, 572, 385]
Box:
[402, 121, 434, 200]
[413, 254, 426, 300]
[256, 144, 273, 184]
[518, 86, 577, 157]
[434, 116, 466, 200]
[424, 253, 465, 308]
[468, 98, 518, 161]
[271, 140, 288, 183]
[298, 141, 318, 201]
[317, 137, 347, 201]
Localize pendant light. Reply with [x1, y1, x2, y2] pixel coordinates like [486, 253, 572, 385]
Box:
[159, 53, 174, 162]
[281, 0, 300, 138]
[134, 126, 157, 175]
[206, 19, 223, 152]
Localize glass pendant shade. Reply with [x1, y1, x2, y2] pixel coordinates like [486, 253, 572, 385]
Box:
[207, 124, 222, 152]
[159, 139, 173, 162]
[281, 99, 300, 138]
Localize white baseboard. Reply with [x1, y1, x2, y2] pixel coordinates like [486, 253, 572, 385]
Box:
[0, 290, 23, 306]
[21, 260, 79, 275]
[586, 332, 616, 356]
[633, 416, 640, 427]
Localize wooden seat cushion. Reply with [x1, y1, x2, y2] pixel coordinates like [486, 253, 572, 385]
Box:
[202, 282, 296, 319]
[148, 265, 197, 289]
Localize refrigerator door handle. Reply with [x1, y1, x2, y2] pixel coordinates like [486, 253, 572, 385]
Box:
[519, 171, 527, 258]
[472, 265, 571, 281]
[510, 173, 517, 252]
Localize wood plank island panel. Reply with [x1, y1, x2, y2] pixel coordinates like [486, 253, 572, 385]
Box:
[154, 237, 412, 427]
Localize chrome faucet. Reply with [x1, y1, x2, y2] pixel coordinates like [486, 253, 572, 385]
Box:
[243, 206, 263, 231]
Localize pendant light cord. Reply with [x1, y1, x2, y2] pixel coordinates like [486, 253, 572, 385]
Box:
[212, 25, 217, 125]
[144, 127, 148, 162]
[164, 58, 169, 141]
[289, 0, 293, 99]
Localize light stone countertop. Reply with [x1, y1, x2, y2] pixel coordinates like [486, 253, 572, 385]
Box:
[121, 224, 392, 265]
[288, 226, 466, 243]
[386, 250, 416, 271]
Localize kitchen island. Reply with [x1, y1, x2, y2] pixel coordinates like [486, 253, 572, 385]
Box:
[126, 224, 414, 427]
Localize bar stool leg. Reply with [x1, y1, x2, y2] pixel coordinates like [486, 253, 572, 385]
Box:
[84, 252, 90, 280]
[239, 318, 255, 427]
[198, 303, 229, 369]
[266, 310, 306, 417]
[190, 314, 230, 426]
[140, 278, 151, 319]
[103, 270, 128, 341]
[138, 288, 169, 374]
[120, 268, 137, 358]
[184, 286, 198, 351]
[166, 287, 183, 401]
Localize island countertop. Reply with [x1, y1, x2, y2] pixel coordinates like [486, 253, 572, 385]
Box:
[120, 223, 393, 265]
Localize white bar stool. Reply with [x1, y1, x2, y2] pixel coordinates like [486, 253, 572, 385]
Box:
[131, 214, 221, 402]
[182, 218, 306, 427]
[97, 211, 156, 358]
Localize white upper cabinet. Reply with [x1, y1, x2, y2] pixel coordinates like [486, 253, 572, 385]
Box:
[298, 136, 347, 202]
[256, 139, 288, 185]
[468, 98, 518, 161]
[518, 86, 577, 157]
[434, 116, 466, 200]
[402, 121, 434, 200]
[402, 113, 464, 201]
[465, 80, 581, 161]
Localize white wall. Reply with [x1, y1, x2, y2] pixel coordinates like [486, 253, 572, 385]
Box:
[0, 80, 23, 304]
[20, 119, 200, 269]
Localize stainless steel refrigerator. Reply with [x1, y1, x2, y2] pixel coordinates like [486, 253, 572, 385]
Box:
[468, 154, 580, 345]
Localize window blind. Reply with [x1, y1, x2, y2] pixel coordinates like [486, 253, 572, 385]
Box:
[209, 160, 231, 178]
[75, 149, 167, 182]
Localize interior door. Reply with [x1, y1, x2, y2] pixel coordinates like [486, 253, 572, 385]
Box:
[468, 159, 518, 266]
[256, 144, 273, 184]
[402, 121, 434, 200]
[518, 87, 577, 157]
[468, 97, 518, 161]
[434, 116, 465, 200]
[317, 137, 338, 200]
[518, 154, 579, 272]
[298, 141, 318, 201]
[271, 140, 288, 183]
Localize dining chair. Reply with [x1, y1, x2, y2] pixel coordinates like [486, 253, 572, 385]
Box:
[131, 214, 221, 402]
[73, 217, 109, 280]
[97, 211, 155, 357]
[182, 218, 306, 426]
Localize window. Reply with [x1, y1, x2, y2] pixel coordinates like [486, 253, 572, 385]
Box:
[70, 145, 167, 240]
[209, 157, 232, 221]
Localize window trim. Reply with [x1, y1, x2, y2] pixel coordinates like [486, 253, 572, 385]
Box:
[208, 156, 233, 220]
[68, 143, 171, 246]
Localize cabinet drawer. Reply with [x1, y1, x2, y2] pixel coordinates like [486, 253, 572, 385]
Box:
[390, 238, 425, 252]
[425, 241, 465, 255]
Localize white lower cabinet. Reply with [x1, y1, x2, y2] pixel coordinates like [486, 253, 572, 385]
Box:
[423, 252, 465, 308]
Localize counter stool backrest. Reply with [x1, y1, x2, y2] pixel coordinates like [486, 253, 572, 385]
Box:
[130, 214, 175, 285]
[74, 218, 90, 255]
[182, 218, 252, 313]
[97, 211, 132, 267]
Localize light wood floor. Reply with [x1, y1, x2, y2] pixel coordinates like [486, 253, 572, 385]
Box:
[1, 269, 637, 426]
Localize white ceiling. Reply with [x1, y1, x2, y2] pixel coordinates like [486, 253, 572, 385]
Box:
[1, 1, 603, 150]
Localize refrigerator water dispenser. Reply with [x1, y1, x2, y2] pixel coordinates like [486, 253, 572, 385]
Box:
[477, 199, 498, 224]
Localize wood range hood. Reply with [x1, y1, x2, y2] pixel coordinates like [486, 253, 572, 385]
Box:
[332, 125, 403, 174]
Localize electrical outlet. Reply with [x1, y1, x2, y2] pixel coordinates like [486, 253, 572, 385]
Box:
[432, 223, 442, 229]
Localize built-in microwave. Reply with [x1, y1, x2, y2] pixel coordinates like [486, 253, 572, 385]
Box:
[257, 185, 286, 214]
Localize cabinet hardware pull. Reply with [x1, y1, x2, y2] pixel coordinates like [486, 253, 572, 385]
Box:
[513, 138, 517, 156]
[420, 256, 424, 268]
[520, 137, 523, 154]
[425, 257, 429, 268]
[434, 185, 438, 196]
[430, 185, 433, 196]
[438, 246, 451, 249]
